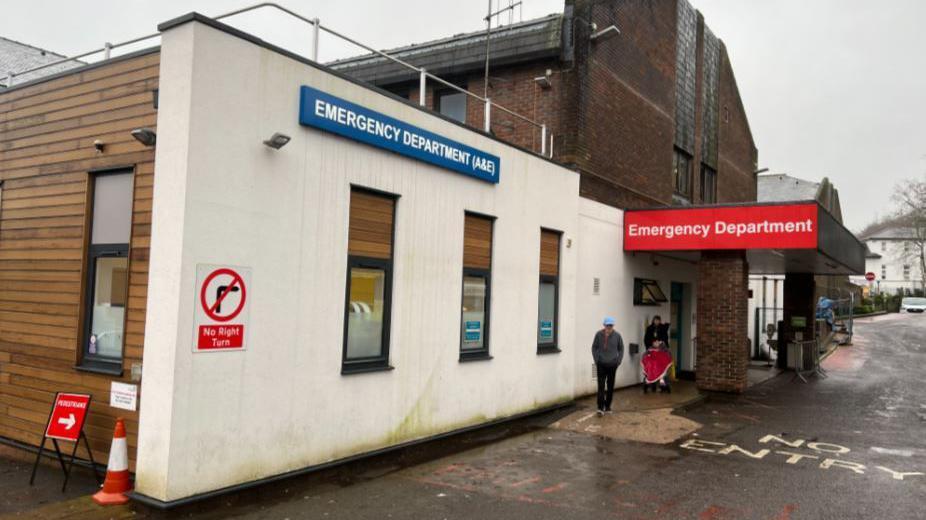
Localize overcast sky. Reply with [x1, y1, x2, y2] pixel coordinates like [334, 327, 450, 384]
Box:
[3, 1, 925, 231]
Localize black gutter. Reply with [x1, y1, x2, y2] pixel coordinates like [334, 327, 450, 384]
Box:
[127, 400, 573, 510]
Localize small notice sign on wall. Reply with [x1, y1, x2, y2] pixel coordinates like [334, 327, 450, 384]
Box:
[110, 382, 138, 411]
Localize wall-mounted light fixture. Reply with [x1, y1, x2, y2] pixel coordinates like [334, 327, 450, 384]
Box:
[131, 128, 157, 147]
[533, 69, 552, 89]
[590, 25, 620, 43]
[263, 132, 291, 150]
[93, 139, 105, 153]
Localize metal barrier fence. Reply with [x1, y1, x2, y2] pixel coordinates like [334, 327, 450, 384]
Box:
[4, 2, 552, 157]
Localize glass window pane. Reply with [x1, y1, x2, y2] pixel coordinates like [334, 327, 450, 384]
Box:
[92, 173, 134, 244]
[88, 256, 128, 359]
[346, 267, 386, 359]
[461, 276, 487, 350]
[439, 91, 467, 123]
[538, 282, 556, 345]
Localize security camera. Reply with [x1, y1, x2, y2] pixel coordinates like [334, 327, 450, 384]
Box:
[93, 139, 105, 153]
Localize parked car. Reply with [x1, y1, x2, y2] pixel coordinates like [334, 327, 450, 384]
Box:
[900, 297, 926, 313]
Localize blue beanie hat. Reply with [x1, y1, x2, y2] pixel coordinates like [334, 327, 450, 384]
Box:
[603, 316, 615, 326]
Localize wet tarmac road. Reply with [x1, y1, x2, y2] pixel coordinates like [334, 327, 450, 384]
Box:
[144, 313, 920, 520]
[8, 314, 923, 520]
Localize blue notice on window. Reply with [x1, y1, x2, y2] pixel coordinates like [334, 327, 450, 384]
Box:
[299, 86, 500, 183]
[464, 321, 481, 341]
[539, 320, 553, 339]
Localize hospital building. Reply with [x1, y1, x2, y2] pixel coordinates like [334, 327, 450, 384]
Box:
[0, 0, 863, 507]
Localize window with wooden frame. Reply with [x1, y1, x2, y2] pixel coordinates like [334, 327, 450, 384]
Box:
[460, 212, 494, 361]
[343, 187, 397, 374]
[538, 229, 561, 353]
[80, 169, 134, 374]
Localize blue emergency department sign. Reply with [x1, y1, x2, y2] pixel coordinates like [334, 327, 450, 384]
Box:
[299, 86, 501, 183]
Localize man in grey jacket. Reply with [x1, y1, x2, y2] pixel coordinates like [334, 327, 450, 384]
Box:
[591, 316, 624, 416]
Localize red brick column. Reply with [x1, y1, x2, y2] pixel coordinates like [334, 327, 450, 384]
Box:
[696, 251, 749, 392]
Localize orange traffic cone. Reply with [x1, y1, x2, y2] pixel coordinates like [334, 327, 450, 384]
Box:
[92, 418, 133, 505]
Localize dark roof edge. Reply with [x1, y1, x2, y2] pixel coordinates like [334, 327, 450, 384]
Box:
[328, 13, 562, 68]
[156, 12, 573, 171]
[0, 47, 160, 95]
[356, 48, 562, 87]
[624, 199, 821, 212]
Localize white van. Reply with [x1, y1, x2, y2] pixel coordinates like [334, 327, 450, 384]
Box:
[901, 297, 926, 313]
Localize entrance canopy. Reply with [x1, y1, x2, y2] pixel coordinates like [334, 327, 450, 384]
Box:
[623, 201, 865, 275]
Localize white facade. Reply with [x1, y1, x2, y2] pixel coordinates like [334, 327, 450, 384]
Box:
[574, 199, 698, 394]
[135, 18, 702, 503]
[862, 238, 924, 295]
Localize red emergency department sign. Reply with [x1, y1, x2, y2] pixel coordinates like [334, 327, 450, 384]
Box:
[624, 203, 819, 251]
[44, 393, 91, 441]
[193, 265, 251, 352]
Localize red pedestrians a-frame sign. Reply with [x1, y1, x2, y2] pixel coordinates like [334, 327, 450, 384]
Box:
[44, 393, 90, 441]
[30, 392, 101, 491]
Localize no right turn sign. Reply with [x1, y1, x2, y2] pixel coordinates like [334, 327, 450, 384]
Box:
[193, 264, 251, 352]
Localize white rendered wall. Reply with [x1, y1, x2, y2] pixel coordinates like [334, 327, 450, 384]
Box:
[136, 21, 579, 501]
[573, 199, 698, 397]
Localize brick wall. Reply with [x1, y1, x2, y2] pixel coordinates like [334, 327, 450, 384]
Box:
[571, 0, 678, 208]
[378, 0, 759, 211]
[394, 61, 569, 159]
[696, 251, 750, 392]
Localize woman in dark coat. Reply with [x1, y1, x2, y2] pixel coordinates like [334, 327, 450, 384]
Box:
[644, 315, 669, 349]
[642, 316, 672, 393]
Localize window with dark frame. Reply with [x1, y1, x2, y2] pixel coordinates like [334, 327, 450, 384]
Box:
[633, 278, 668, 306]
[436, 87, 467, 123]
[383, 84, 413, 102]
[537, 229, 561, 353]
[80, 170, 134, 373]
[700, 164, 717, 203]
[460, 213, 493, 360]
[673, 148, 693, 200]
[343, 187, 397, 374]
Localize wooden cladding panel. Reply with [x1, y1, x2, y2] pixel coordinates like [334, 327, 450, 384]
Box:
[463, 214, 493, 270]
[348, 190, 395, 259]
[539, 229, 561, 277]
[0, 51, 159, 470]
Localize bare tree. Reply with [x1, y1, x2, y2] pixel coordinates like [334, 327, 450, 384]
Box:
[892, 178, 926, 294]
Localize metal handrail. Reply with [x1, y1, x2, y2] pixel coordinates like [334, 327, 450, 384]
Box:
[5, 2, 552, 157]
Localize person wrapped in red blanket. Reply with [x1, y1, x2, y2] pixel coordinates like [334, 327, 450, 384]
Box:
[642, 317, 673, 393]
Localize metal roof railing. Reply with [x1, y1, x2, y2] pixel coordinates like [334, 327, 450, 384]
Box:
[5, 2, 553, 157]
